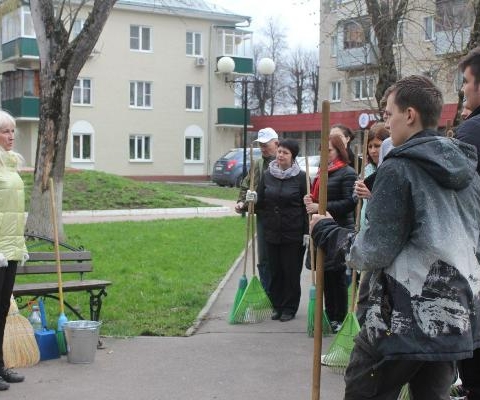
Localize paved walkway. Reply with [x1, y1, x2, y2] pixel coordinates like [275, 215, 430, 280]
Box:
[12, 200, 346, 399]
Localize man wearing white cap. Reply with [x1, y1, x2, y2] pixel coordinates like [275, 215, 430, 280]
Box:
[235, 127, 279, 295]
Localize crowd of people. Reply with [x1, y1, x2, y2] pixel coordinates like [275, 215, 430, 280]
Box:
[235, 46, 480, 400]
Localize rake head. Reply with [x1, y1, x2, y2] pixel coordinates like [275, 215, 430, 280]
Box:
[231, 276, 272, 324]
[321, 312, 360, 374]
[228, 275, 248, 324]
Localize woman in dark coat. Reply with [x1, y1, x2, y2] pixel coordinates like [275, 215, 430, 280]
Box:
[256, 139, 308, 322]
[303, 134, 357, 331]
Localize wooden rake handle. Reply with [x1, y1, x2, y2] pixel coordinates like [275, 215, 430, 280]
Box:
[312, 100, 331, 400]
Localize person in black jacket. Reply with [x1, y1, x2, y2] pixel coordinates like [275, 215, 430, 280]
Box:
[303, 134, 357, 331]
[253, 139, 308, 322]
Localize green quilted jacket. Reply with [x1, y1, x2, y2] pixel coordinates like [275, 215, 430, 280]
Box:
[0, 150, 27, 262]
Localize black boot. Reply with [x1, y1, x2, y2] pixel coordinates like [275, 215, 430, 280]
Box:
[0, 376, 9, 391]
[0, 367, 24, 383]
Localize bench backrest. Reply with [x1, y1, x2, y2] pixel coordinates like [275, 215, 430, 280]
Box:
[17, 251, 93, 275]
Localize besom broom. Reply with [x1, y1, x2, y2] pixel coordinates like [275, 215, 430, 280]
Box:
[3, 295, 40, 368]
[231, 146, 272, 324]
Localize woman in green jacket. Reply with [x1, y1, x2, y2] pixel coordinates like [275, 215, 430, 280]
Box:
[0, 110, 28, 390]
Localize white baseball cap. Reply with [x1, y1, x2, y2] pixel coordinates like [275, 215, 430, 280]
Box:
[254, 127, 278, 143]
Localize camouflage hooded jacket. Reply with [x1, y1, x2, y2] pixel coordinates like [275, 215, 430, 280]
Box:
[313, 130, 480, 361]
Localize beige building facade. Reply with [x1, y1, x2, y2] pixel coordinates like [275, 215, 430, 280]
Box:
[319, 0, 472, 115]
[1, 0, 255, 179]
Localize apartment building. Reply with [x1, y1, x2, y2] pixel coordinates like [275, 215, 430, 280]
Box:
[1, 0, 255, 179]
[320, 0, 471, 114]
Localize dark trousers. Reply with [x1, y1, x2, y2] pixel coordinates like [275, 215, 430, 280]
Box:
[345, 330, 455, 400]
[324, 268, 347, 324]
[255, 214, 271, 296]
[458, 348, 480, 399]
[266, 241, 304, 315]
[0, 261, 18, 367]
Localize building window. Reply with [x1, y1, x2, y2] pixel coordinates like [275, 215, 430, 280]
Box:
[353, 77, 374, 100]
[454, 69, 464, 92]
[130, 81, 152, 108]
[216, 29, 252, 58]
[71, 120, 94, 163]
[330, 35, 338, 57]
[186, 85, 202, 111]
[72, 18, 84, 39]
[72, 78, 92, 105]
[424, 16, 435, 41]
[186, 32, 202, 56]
[330, 81, 341, 102]
[436, 0, 472, 32]
[343, 20, 366, 49]
[129, 135, 151, 161]
[72, 133, 92, 161]
[1, 70, 39, 100]
[185, 137, 201, 161]
[394, 20, 404, 45]
[130, 25, 151, 51]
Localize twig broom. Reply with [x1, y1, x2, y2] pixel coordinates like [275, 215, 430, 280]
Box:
[3, 295, 40, 368]
[231, 145, 272, 324]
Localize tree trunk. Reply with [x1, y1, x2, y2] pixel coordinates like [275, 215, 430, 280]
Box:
[25, 0, 117, 240]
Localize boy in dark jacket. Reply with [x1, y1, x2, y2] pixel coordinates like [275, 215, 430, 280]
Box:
[311, 75, 480, 400]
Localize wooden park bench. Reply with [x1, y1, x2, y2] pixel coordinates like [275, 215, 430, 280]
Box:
[13, 234, 112, 321]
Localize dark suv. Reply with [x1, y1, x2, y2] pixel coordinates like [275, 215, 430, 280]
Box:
[211, 147, 262, 187]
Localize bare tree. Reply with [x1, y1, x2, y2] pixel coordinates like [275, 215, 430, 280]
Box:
[250, 17, 288, 115]
[285, 47, 308, 113]
[365, 0, 409, 110]
[26, 0, 117, 240]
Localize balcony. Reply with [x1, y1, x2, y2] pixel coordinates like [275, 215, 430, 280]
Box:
[217, 107, 251, 127]
[2, 97, 39, 119]
[435, 28, 471, 56]
[216, 56, 253, 75]
[336, 45, 378, 71]
[2, 38, 39, 68]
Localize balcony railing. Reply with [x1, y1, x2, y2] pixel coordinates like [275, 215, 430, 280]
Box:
[336, 44, 378, 71]
[217, 107, 250, 127]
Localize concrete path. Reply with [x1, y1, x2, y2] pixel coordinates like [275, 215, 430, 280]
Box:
[11, 200, 346, 399]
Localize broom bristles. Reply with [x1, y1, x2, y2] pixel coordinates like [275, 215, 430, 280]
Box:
[228, 275, 248, 324]
[232, 276, 272, 324]
[3, 297, 40, 368]
[322, 312, 360, 374]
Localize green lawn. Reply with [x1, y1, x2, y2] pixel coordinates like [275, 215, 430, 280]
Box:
[17, 170, 246, 336]
[20, 169, 239, 210]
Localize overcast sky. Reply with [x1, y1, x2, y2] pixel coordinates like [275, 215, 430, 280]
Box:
[212, 0, 319, 50]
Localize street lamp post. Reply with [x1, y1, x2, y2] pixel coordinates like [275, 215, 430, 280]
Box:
[217, 56, 275, 181]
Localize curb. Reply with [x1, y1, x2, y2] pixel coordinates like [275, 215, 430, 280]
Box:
[62, 206, 231, 218]
[185, 244, 249, 336]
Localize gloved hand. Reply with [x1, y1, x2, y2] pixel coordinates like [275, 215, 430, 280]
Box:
[303, 234, 310, 247]
[0, 253, 7, 267]
[245, 190, 257, 203]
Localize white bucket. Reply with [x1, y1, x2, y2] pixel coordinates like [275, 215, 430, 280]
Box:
[63, 321, 102, 364]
